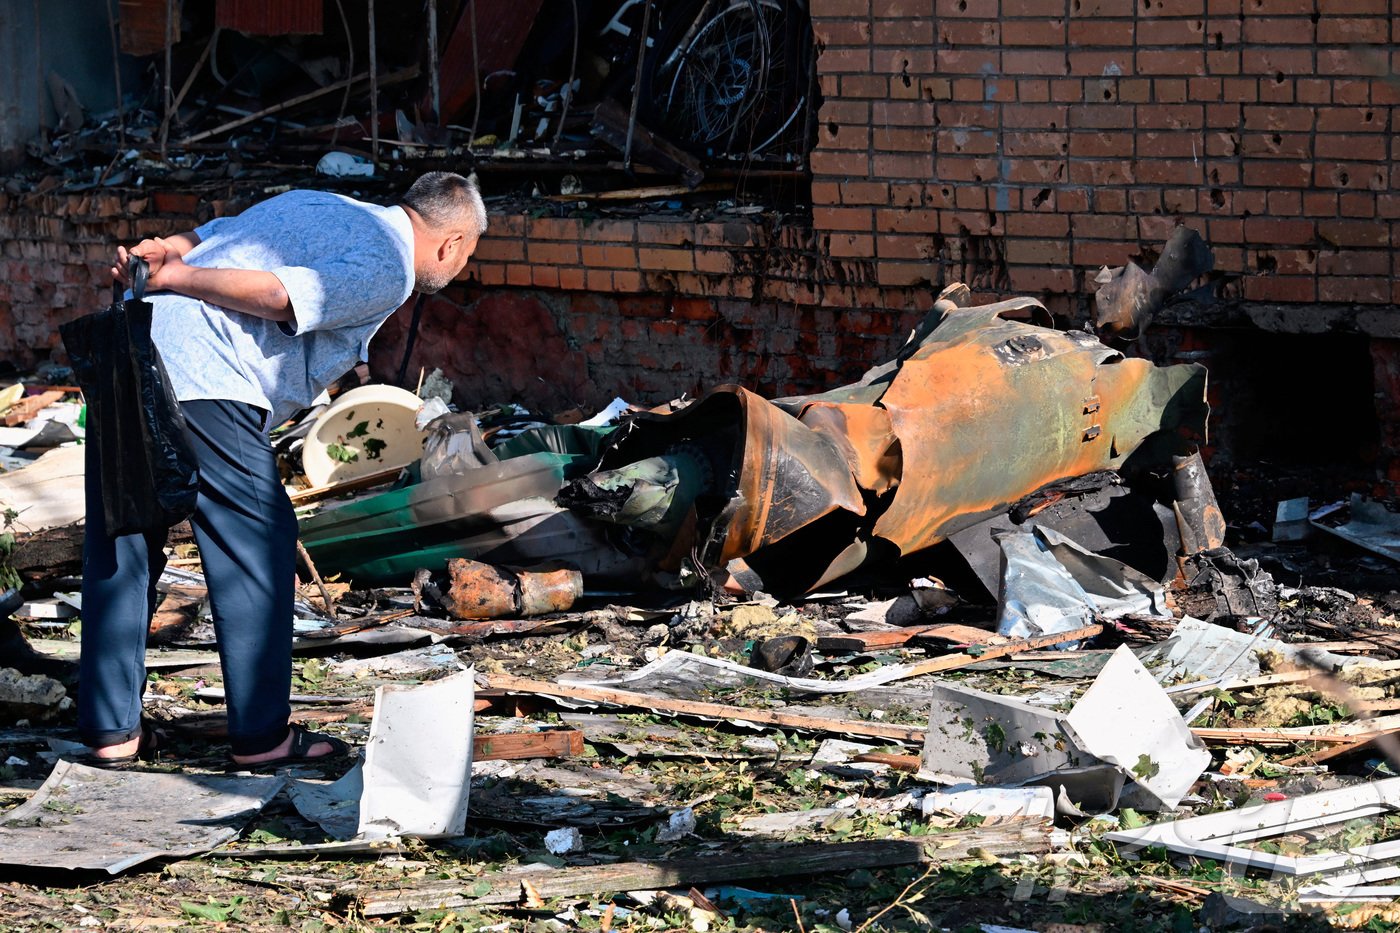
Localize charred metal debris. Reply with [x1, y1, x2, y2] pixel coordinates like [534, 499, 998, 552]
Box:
[6, 269, 1400, 926]
[13, 0, 817, 208]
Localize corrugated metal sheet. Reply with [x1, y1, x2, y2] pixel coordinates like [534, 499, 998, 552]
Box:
[215, 0, 323, 35]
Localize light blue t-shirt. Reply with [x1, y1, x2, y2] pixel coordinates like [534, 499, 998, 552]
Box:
[149, 189, 416, 428]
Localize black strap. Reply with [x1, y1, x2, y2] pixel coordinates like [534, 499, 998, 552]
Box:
[113, 255, 149, 304]
[395, 292, 428, 388]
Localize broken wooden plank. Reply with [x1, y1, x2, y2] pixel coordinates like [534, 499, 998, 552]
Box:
[356, 826, 1050, 915]
[852, 752, 922, 772]
[3, 390, 66, 427]
[819, 623, 1020, 658]
[893, 624, 1104, 679]
[179, 65, 419, 145]
[1190, 728, 1369, 746]
[590, 99, 704, 187]
[473, 728, 584, 761]
[1278, 727, 1400, 767]
[289, 465, 406, 505]
[545, 182, 729, 203]
[484, 673, 926, 743]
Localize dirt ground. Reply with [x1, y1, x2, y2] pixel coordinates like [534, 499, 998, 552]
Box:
[2, 464, 1399, 932]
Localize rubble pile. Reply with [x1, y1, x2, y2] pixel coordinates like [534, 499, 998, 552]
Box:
[1, 287, 1399, 929]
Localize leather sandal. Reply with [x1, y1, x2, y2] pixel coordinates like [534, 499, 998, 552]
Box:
[75, 724, 168, 770]
[226, 724, 351, 772]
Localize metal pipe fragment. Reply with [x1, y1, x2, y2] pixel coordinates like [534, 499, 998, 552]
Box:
[1172, 451, 1227, 554]
[443, 558, 581, 619]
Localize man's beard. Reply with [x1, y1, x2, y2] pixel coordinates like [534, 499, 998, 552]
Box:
[414, 269, 454, 294]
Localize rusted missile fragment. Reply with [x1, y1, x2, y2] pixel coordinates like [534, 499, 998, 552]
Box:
[519, 567, 584, 616]
[870, 299, 1208, 556]
[1095, 224, 1214, 340]
[1172, 451, 1226, 554]
[443, 558, 582, 620]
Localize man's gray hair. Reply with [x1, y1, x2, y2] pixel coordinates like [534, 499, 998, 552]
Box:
[403, 172, 488, 237]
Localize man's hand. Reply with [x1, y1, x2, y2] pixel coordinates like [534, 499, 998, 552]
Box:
[108, 231, 291, 323]
[110, 233, 201, 290]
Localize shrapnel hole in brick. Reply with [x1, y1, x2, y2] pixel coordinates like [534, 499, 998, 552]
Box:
[1210, 188, 1226, 208]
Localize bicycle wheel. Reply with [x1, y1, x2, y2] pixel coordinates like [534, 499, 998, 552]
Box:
[646, 0, 812, 157]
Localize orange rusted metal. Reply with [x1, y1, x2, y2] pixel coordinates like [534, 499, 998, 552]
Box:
[1172, 452, 1227, 553]
[868, 301, 1208, 555]
[444, 558, 582, 619]
[797, 402, 900, 495]
[596, 293, 1208, 594]
[518, 567, 585, 616]
[598, 385, 866, 568]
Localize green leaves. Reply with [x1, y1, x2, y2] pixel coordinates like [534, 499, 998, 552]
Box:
[180, 896, 246, 922]
[326, 442, 359, 463]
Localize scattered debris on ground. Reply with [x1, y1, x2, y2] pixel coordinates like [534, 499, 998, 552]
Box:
[4, 287, 1398, 930]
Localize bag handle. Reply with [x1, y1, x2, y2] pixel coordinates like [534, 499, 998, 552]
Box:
[113, 255, 149, 305]
[130, 255, 149, 300]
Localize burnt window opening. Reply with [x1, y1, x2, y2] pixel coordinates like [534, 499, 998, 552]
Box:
[1216, 332, 1380, 470]
[7, 0, 818, 212]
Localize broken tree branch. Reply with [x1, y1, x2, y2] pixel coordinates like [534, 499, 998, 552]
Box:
[296, 540, 337, 618]
[355, 827, 1050, 915]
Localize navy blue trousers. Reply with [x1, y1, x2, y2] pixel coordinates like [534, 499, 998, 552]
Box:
[78, 399, 297, 756]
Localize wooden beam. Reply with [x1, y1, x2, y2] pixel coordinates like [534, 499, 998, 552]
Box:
[545, 181, 729, 202]
[289, 465, 404, 505]
[590, 99, 703, 188]
[484, 673, 926, 744]
[4, 390, 65, 427]
[356, 826, 1050, 915]
[1190, 728, 1369, 746]
[178, 65, 418, 146]
[819, 622, 1005, 654]
[889, 624, 1103, 679]
[852, 752, 921, 772]
[473, 728, 583, 761]
[1278, 727, 1400, 767]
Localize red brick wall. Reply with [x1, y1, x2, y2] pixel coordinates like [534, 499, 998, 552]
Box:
[806, 0, 1400, 311]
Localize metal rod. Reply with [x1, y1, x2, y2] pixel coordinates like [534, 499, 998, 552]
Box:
[551, 0, 579, 152]
[102, 0, 126, 146]
[624, 0, 652, 170]
[427, 0, 440, 123]
[159, 0, 176, 161]
[32, 0, 42, 135]
[169, 27, 217, 119]
[468, 0, 481, 149]
[330, 0, 354, 147]
[178, 65, 417, 146]
[368, 0, 379, 163]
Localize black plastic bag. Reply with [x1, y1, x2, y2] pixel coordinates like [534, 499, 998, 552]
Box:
[60, 257, 199, 536]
